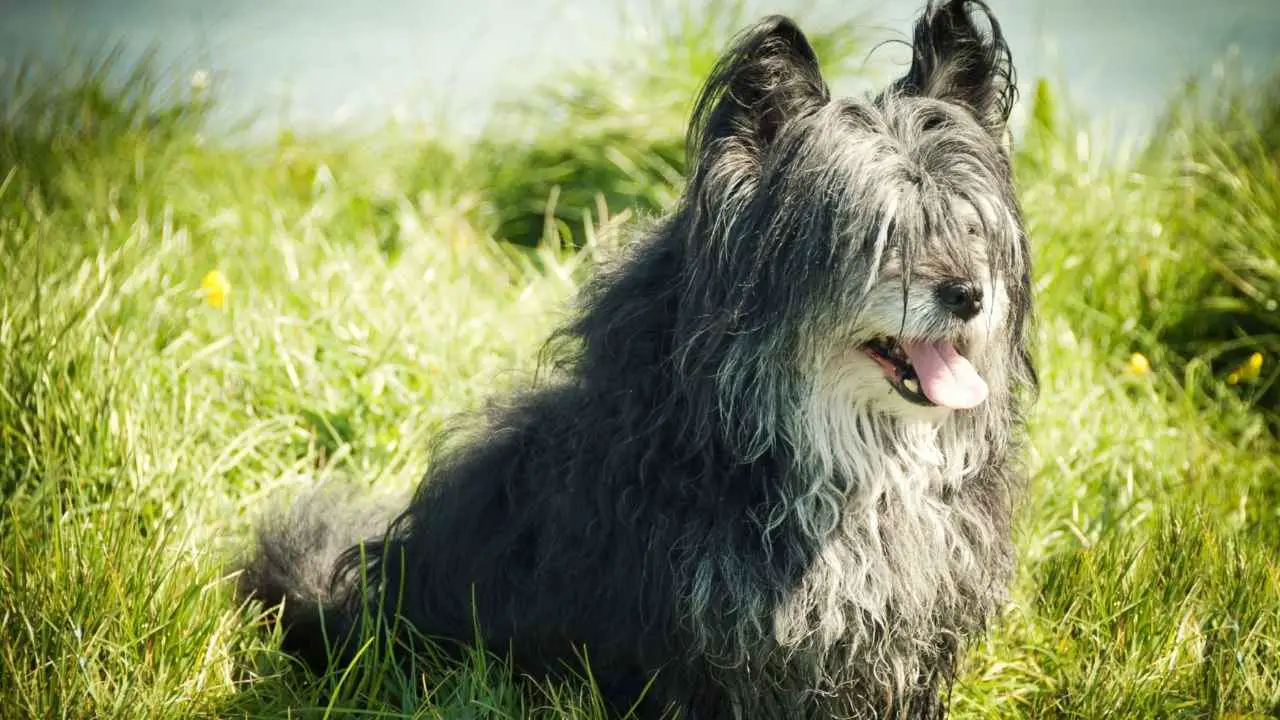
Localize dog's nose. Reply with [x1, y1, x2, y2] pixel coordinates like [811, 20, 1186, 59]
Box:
[935, 279, 983, 321]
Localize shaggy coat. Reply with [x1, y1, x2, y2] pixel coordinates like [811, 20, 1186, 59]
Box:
[240, 1, 1035, 717]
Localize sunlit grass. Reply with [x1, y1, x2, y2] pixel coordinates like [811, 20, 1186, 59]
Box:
[1, 9, 1278, 719]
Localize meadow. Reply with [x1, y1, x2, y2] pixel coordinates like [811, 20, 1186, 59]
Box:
[1, 7, 1278, 719]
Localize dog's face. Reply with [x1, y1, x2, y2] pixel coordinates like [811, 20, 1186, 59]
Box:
[681, 0, 1032, 429]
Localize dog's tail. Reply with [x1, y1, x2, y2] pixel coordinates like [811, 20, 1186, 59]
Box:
[236, 485, 401, 671]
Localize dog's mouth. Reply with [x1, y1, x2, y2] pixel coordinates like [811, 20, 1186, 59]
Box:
[860, 337, 988, 409]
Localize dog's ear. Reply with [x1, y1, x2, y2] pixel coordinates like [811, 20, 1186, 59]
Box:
[687, 16, 829, 165]
[893, 0, 1016, 140]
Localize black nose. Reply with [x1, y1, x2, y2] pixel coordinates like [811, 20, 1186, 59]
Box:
[935, 279, 983, 321]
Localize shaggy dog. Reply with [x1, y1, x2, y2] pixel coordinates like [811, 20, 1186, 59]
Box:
[239, 1, 1035, 717]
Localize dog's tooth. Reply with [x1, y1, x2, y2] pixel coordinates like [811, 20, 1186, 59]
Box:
[903, 377, 920, 394]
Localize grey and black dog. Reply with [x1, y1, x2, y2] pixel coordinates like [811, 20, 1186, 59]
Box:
[239, 1, 1036, 717]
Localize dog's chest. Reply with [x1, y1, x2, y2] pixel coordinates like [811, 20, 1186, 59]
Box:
[770, 450, 1009, 663]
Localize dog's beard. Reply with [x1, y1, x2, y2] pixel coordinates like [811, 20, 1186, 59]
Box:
[764, 274, 1015, 693]
[775, 271, 1011, 512]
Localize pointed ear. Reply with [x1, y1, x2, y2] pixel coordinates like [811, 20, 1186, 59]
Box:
[893, 0, 1017, 139]
[687, 16, 829, 165]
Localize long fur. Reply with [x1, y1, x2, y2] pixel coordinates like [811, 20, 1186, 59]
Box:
[238, 2, 1035, 718]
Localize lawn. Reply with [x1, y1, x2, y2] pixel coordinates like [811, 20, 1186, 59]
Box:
[1, 8, 1278, 719]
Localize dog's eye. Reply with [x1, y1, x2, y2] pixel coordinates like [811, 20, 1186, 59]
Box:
[964, 221, 982, 237]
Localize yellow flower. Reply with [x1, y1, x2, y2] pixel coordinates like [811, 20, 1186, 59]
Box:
[1126, 352, 1150, 376]
[1227, 352, 1263, 385]
[201, 269, 230, 309]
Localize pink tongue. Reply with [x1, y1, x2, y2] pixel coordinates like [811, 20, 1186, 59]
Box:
[902, 340, 988, 409]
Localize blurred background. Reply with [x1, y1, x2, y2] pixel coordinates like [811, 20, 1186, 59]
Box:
[3, 0, 1279, 138]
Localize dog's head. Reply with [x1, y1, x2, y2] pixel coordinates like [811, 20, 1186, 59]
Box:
[677, 0, 1033, 437]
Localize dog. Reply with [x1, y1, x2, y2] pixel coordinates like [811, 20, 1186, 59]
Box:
[239, 1, 1035, 717]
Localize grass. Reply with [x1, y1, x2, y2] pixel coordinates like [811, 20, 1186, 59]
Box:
[2, 7, 1279, 719]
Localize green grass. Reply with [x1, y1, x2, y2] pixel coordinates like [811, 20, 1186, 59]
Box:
[2, 9, 1279, 720]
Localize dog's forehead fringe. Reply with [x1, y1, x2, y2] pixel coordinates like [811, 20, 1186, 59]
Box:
[823, 95, 1010, 177]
